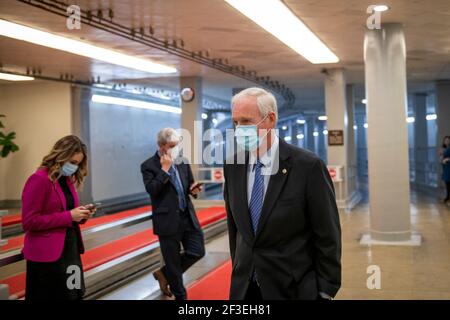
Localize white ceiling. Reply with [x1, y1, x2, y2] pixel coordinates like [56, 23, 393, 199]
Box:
[1, 0, 449, 114]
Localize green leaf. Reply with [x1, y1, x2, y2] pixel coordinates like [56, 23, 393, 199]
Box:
[0, 115, 19, 158]
[1, 145, 11, 158]
[5, 132, 16, 140]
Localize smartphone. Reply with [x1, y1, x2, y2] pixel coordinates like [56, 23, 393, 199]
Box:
[85, 202, 102, 211]
[190, 182, 204, 191]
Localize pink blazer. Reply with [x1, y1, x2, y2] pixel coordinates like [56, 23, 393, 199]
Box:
[21, 168, 85, 262]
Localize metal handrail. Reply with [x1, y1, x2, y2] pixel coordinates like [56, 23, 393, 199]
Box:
[0, 210, 8, 248]
[0, 211, 153, 268]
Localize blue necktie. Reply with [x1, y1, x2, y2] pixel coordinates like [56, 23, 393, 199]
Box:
[249, 160, 264, 234]
[169, 166, 187, 211]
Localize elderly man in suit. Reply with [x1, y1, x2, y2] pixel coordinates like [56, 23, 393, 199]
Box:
[141, 128, 205, 300]
[223, 87, 341, 300]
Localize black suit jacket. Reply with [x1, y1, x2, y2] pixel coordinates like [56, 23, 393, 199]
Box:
[141, 152, 201, 236]
[224, 139, 341, 300]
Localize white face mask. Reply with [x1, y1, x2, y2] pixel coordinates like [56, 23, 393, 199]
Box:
[169, 145, 180, 159]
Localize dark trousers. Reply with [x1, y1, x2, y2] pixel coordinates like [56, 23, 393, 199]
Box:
[25, 226, 85, 300]
[244, 281, 263, 301]
[159, 213, 205, 299]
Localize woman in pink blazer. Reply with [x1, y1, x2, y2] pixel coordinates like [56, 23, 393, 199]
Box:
[22, 135, 95, 300]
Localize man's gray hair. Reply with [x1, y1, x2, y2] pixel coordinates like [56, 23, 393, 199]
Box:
[231, 87, 278, 124]
[157, 127, 181, 146]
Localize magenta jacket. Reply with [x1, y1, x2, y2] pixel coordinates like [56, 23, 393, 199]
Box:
[21, 167, 85, 262]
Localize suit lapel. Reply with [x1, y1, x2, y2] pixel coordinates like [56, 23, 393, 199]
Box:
[54, 179, 67, 211]
[67, 177, 79, 207]
[54, 177, 79, 210]
[255, 140, 291, 240]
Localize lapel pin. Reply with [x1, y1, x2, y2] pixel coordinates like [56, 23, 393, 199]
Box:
[282, 168, 287, 174]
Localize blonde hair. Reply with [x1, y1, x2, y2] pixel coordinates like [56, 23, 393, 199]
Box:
[40, 135, 88, 187]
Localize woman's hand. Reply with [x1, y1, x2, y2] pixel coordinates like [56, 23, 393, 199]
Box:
[70, 207, 91, 222]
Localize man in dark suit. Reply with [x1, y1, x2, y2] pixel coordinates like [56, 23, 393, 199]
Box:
[141, 128, 205, 300]
[224, 88, 341, 300]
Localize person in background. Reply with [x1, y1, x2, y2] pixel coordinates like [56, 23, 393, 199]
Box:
[440, 135, 450, 204]
[141, 128, 205, 300]
[22, 135, 95, 300]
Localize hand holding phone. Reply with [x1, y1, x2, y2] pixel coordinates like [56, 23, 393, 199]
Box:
[84, 202, 102, 216]
[189, 182, 203, 198]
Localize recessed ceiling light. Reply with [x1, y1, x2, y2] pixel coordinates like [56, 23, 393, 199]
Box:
[0, 72, 34, 81]
[0, 19, 177, 74]
[224, 0, 339, 64]
[296, 119, 306, 124]
[318, 115, 328, 121]
[373, 5, 390, 12]
[362, 99, 367, 104]
[296, 133, 304, 139]
[91, 95, 182, 114]
[426, 114, 437, 121]
[201, 113, 208, 120]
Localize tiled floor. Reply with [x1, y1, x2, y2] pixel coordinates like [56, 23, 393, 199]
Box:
[337, 191, 450, 299]
[89, 187, 450, 300]
[99, 233, 230, 300]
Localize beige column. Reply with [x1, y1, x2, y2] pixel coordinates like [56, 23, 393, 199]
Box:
[362, 23, 420, 245]
[325, 68, 357, 211]
[179, 77, 203, 178]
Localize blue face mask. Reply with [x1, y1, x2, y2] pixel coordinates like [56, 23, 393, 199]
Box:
[234, 115, 269, 151]
[61, 162, 79, 177]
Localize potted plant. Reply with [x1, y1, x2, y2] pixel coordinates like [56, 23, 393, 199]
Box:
[0, 114, 19, 158]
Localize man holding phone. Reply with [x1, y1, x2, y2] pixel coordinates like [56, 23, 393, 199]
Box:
[140, 128, 205, 300]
